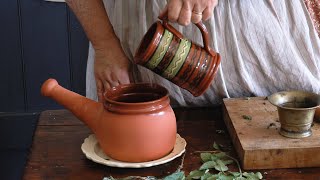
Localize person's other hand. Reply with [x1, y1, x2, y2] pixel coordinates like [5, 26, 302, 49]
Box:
[94, 49, 132, 102]
[160, 0, 218, 26]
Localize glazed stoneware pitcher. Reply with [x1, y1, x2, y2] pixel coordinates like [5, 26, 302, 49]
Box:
[134, 16, 221, 97]
[41, 79, 177, 162]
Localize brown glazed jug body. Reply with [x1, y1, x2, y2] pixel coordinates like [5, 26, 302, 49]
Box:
[134, 16, 221, 97]
[41, 79, 177, 162]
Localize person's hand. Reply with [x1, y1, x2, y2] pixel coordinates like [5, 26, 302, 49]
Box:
[160, 0, 218, 26]
[94, 49, 132, 102]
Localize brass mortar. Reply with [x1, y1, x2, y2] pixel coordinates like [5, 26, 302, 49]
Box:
[268, 91, 320, 138]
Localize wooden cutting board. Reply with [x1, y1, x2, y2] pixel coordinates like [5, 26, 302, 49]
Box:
[223, 97, 320, 170]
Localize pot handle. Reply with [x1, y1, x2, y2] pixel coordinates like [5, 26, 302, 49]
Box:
[158, 14, 217, 57]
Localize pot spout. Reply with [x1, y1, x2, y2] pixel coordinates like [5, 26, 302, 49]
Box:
[41, 78, 103, 133]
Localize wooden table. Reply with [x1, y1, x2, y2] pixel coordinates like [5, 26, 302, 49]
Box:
[23, 108, 320, 179]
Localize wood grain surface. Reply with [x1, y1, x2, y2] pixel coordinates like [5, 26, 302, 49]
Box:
[223, 97, 320, 170]
[23, 108, 320, 179]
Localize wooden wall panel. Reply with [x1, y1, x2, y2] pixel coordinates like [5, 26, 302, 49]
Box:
[0, 0, 26, 112]
[20, 0, 71, 111]
[0, 0, 88, 113]
[67, 8, 88, 96]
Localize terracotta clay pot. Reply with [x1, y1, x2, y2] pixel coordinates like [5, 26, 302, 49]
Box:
[41, 79, 177, 162]
[134, 15, 221, 97]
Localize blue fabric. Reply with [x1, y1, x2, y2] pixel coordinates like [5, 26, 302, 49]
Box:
[0, 112, 39, 180]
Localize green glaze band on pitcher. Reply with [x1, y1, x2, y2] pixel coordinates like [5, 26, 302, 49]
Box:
[134, 17, 221, 97]
[146, 29, 173, 70]
[162, 39, 191, 80]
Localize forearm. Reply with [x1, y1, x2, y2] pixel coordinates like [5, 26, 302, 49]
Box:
[66, 0, 123, 52]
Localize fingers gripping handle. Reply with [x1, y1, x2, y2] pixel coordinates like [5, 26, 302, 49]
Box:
[158, 14, 217, 57]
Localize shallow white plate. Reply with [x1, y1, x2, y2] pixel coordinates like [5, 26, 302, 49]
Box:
[81, 134, 186, 168]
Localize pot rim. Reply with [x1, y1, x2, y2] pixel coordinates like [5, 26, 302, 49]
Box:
[103, 83, 171, 114]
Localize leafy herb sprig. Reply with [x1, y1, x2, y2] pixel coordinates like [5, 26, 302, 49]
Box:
[186, 142, 262, 180]
[103, 142, 263, 180]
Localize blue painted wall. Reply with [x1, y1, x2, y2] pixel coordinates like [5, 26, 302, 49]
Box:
[0, 0, 89, 112]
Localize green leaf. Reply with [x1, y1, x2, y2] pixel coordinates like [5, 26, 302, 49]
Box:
[216, 173, 235, 180]
[234, 177, 246, 180]
[221, 159, 233, 165]
[186, 170, 205, 180]
[103, 177, 114, 180]
[163, 171, 185, 180]
[212, 152, 226, 159]
[199, 161, 217, 170]
[201, 153, 213, 162]
[119, 177, 136, 180]
[242, 115, 252, 120]
[228, 171, 241, 177]
[255, 172, 263, 179]
[209, 155, 219, 161]
[200, 172, 214, 180]
[213, 142, 221, 150]
[207, 174, 219, 180]
[146, 177, 157, 180]
[242, 172, 263, 180]
[214, 159, 228, 172]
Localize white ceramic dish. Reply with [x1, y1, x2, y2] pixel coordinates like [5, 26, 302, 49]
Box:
[81, 134, 186, 168]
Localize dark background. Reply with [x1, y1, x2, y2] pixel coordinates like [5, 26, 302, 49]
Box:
[0, 0, 89, 113]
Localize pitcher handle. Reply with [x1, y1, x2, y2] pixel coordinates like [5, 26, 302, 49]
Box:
[158, 15, 217, 57]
